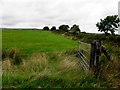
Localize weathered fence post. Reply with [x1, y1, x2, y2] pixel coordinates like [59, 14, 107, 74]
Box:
[90, 40, 101, 77]
[101, 46, 110, 60]
[89, 40, 110, 78]
[95, 40, 101, 65]
[90, 41, 96, 70]
[77, 40, 110, 77]
[95, 40, 102, 77]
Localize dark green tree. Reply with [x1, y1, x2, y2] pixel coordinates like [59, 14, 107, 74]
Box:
[70, 24, 80, 34]
[51, 26, 56, 31]
[59, 25, 69, 32]
[96, 15, 120, 35]
[43, 26, 49, 30]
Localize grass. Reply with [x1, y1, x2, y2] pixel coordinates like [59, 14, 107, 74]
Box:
[2, 30, 77, 57]
[63, 31, 120, 88]
[2, 52, 107, 88]
[2, 29, 119, 88]
[2, 30, 88, 88]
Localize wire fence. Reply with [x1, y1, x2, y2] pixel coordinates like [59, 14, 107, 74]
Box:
[77, 40, 110, 78]
[76, 41, 91, 71]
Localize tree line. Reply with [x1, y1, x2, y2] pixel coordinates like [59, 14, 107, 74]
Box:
[43, 24, 81, 34]
[42, 15, 120, 35]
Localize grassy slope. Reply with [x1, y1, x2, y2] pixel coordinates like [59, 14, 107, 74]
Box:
[2, 30, 115, 88]
[2, 30, 88, 88]
[3, 52, 107, 88]
[64, 32, 120, 88]
[2, 30, 77, 57]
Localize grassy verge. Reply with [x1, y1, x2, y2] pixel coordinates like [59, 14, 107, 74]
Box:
[2, 51, 107, 88]
[60, 32, 120, 88]
[2, 30, 120, 88]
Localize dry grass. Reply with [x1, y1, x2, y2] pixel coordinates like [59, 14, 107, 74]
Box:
[23, 53, 48, 72]
[3, 51, 90, 88]
[58, 55, 80, 71]
[2, 58, 11, 70]
[100, 58, 120, 88]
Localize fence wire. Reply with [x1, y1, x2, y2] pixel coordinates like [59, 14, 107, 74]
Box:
[76, 41, 91, 71]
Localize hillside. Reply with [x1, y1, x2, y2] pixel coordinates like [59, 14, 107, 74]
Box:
[2, 30, 77, 57]
[2, 29, 120, 88]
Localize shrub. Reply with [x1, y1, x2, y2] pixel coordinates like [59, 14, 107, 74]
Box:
[51, 26, 56, 31]
[43, 26, 49, 30]
[2, 48, 23, 65]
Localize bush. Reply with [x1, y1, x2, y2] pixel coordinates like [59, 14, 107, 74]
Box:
[2, 48, 23, 65]
[51, 26, 56, 31]
[43, 26, 49, 30]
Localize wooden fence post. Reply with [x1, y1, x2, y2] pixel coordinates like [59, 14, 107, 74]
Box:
[101, 46, 110, 60]
[89, 40, 110, 78]
[95, 40, 101, 65]
[94, 40, 102, 77]
[90, 41, 96, 69]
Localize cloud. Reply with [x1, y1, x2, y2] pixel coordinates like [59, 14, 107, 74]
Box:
[1, 0, 119, 33]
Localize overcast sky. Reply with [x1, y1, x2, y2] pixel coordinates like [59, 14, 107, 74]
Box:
[0, 0, 119, 33]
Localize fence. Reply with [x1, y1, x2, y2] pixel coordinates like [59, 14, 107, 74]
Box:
[77, 40, 110, 77]
[76, 41, 90, 71]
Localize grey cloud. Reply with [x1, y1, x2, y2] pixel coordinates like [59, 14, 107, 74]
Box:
[1, 0, 119, 33]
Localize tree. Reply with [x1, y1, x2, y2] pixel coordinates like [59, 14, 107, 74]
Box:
[70, 24, 80, 34]
[51, 26, 56, 31]
[43, 26, 49, 30]
[59, 25, 69, 32]
[96, 15, 120, 35]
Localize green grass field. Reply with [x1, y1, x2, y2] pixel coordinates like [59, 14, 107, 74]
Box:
[2, 30, 77, 57]
[2, 30, 119, 88]
[2, 30, 100, 88]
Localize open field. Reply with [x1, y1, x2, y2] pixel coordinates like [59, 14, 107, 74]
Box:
[2, 29, 120, 88]
[2, 30, 103, 88]
[2, 30, 77, 57]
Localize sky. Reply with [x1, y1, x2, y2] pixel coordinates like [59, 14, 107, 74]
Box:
[0, 0, 120, 33]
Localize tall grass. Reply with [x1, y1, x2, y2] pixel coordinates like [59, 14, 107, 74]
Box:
[2, 50, 107, 88]
[3, 30, 118, 88]
[58, 32, 120, 88]
[2, 48, 23, 65]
